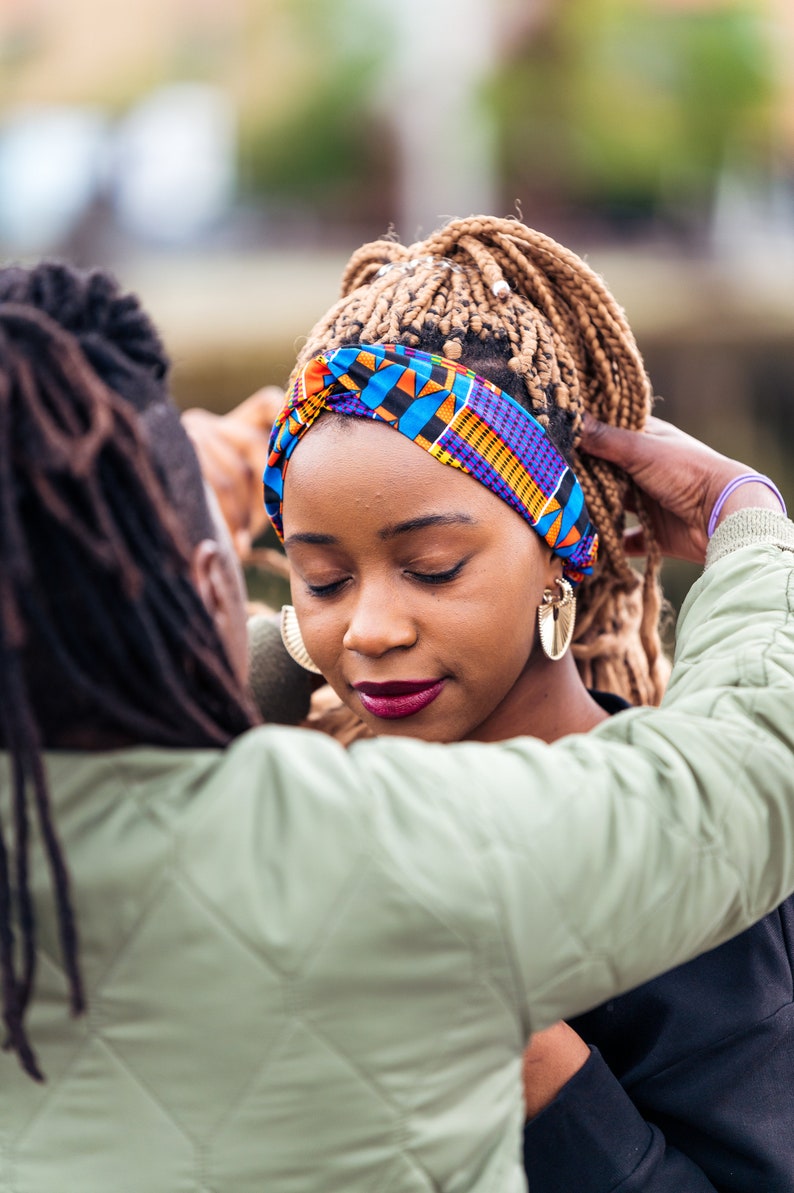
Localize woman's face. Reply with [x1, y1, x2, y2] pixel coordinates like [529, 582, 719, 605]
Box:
[282, 417, 561, 742]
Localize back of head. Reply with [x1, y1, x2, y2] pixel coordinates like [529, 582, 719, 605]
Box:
[294, 216, 667, 706]
[0, 261, 255, 1079]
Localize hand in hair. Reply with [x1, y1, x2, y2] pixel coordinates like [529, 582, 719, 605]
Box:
[582, 414, 783, 564]
[183, 386, 284, 559]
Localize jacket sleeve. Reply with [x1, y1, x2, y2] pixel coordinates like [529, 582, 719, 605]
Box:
[351, 510, 794, 1034]
[522, 1049, 719, 1192]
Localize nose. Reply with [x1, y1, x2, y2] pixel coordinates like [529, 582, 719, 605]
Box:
[342, 581, 417, 658]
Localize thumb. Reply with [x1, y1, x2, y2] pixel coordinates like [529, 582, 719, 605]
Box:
[580, 413, 646, 470]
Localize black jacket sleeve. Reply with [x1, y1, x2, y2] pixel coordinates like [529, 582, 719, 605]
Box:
[523, 1048, 719, 1192]
[524, 900, 794, 1193]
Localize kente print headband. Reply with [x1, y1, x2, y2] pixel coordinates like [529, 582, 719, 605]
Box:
[264, 344, 598, 583]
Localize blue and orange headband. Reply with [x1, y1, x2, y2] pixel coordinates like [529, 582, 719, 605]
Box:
[264, 344, 598, 583]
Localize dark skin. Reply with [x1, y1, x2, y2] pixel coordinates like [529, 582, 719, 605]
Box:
[283, 417, 608, 747]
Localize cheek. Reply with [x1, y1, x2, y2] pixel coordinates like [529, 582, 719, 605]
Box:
[291, 592, 344, 673]
[479, 609, 537, 681]
[462, 567, 541, 674]
[462, 550, 542, 638]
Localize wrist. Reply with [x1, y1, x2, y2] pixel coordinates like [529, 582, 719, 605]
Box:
[708, 473, 786, 537]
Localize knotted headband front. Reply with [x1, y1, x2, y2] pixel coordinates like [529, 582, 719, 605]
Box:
[264, 343, 598, 583]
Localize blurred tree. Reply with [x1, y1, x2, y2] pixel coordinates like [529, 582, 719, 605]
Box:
[238, 0, 393, 231]
[491, 0, 775, 238]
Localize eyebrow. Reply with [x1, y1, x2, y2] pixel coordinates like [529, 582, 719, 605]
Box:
[379, 513, 478, 540]
[283, 532, 338, 548]
[284, 513, 477, 550]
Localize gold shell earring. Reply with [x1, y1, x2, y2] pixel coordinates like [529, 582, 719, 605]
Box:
[280, 605, 322, 674]
[537, 578, 576, 661]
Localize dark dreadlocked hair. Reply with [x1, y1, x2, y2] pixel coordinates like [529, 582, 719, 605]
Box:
[294, 215, 668, 707]
[0, 262, 257, 1079]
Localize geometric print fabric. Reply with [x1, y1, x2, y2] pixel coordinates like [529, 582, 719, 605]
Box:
[265, 343, 597, 583]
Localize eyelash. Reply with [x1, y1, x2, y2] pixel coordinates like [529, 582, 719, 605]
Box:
[408, 560, 466, 585]
[305, 559, 467, 598]
[306, 579, 348, 597]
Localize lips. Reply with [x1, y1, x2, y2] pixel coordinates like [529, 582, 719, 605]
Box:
[353, 679, 445, 720]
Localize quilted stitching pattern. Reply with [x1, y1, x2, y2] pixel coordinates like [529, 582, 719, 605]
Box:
[0, 739, 525, 1193]
[1, 532, 792, 1193]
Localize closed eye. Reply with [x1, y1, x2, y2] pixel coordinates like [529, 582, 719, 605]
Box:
[305, 577, 349, 597]
[407, 559, 467, 585]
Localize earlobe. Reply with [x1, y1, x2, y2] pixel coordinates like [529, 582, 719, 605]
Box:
[543, 552, 564, 594]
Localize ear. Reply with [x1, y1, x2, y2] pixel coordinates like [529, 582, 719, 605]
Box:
[190, 539, 249, 683]
[190, 539, 226, 619]
[544, 549, 565, 591]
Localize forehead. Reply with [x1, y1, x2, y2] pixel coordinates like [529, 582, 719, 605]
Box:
[282, 416, 505, 526]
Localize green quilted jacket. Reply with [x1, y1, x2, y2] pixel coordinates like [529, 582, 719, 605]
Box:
[2, 513, 794, 1193]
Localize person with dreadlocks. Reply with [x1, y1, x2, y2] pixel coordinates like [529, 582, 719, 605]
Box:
[264, 216, 794, 1192]
[1, 261, 794, 1193]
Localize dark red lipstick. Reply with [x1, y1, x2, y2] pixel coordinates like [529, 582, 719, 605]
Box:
[353, 679, 445, 720]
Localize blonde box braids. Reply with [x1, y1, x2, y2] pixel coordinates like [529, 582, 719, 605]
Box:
[294, 216, 667, 706]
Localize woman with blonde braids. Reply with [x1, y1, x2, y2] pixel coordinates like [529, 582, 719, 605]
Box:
[265, 216, 794, 1191]
[295, 216, 668, 708]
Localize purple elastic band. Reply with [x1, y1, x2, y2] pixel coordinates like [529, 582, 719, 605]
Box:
[707, 473, 787, 538]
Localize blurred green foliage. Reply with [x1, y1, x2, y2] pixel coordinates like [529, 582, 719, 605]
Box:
[238, 0, 390, 219]
[240, 62, 380, 198]
[491, 1, 774, 224]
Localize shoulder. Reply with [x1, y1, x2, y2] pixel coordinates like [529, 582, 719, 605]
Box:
[157, 730, 521, 991]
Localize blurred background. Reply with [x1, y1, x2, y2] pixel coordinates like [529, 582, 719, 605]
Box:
[2, 0, 793, 605]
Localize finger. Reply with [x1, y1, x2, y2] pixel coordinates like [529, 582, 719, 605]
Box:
[201, 443, 252, 533]
[244, 472, 271, 541]
[181, 406, 217, 422]
[231, 386, 285, 429]
[580, 414, 649, 471]
[234, 528, 252, 559]
[212, 418, 268, 454]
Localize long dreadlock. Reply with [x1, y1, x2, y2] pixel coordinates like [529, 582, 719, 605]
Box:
[0, 263, 257, 1079]
[295, 215, 667, 706]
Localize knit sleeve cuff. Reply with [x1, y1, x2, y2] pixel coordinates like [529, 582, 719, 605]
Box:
[706, 509, 794, 570]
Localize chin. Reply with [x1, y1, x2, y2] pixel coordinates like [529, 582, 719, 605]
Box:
[364, 715, 453, 744]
